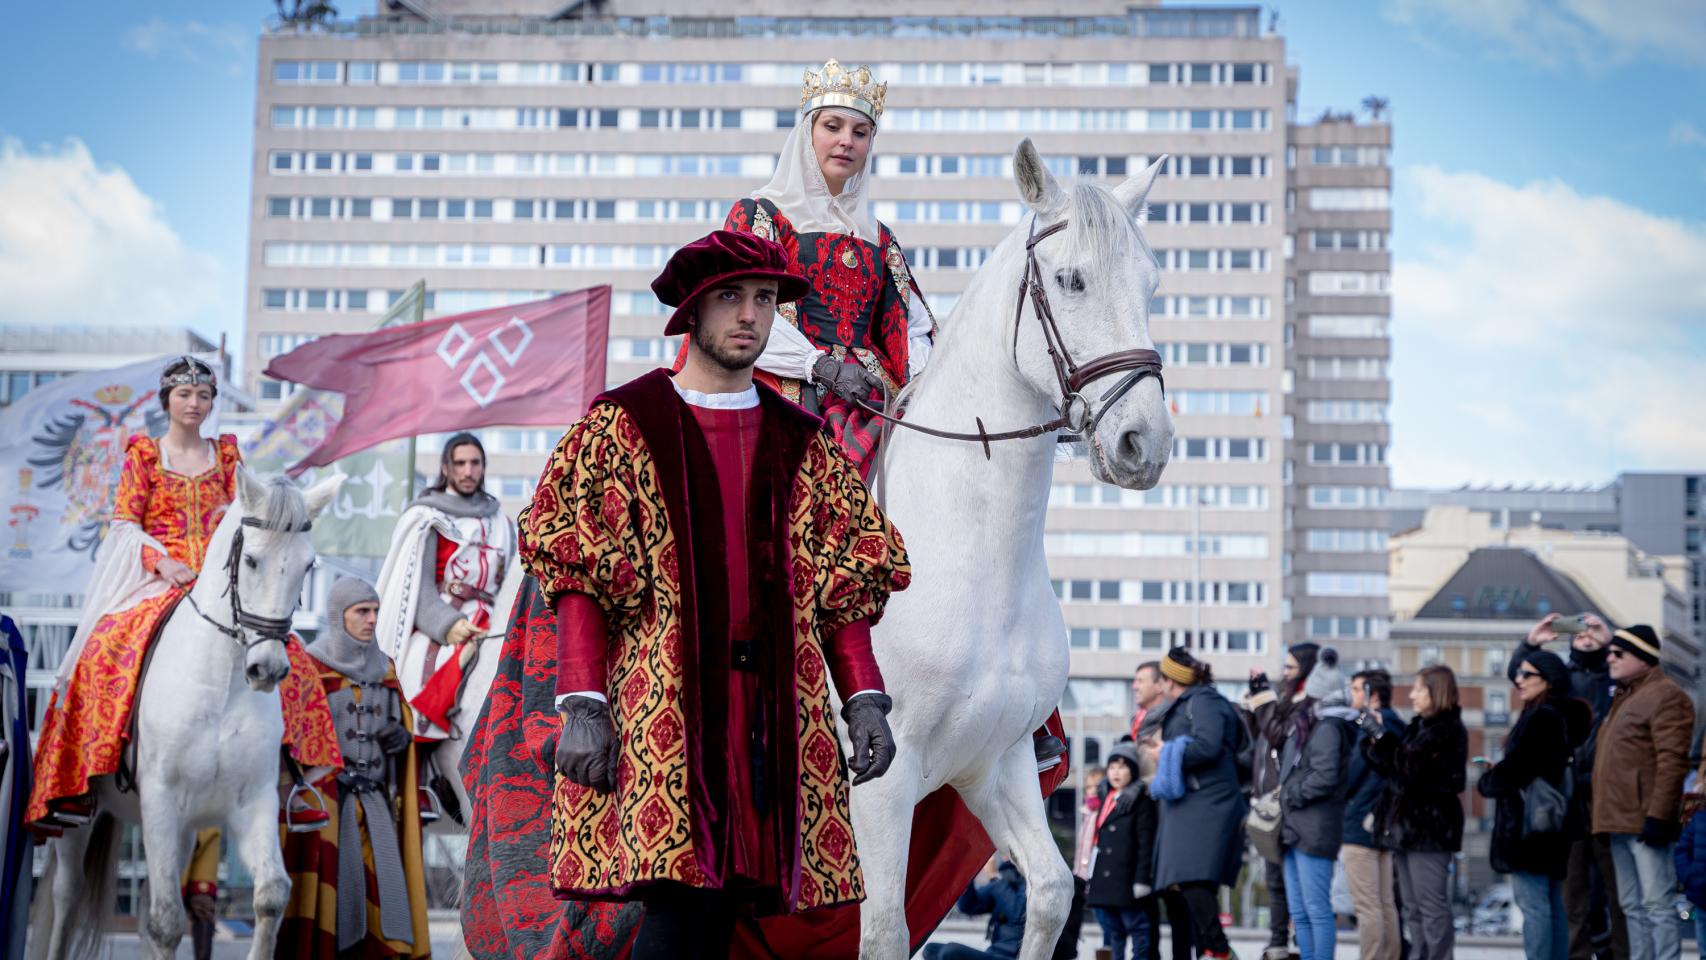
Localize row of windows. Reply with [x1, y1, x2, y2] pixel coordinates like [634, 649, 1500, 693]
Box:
[0, 370, 66, 407]
[1308, 272, 1392, 296]
[273, 59, 1274, 89]
[269, 195, 738, 224]
[1306, 442, 1387, 465]
[1308, 230, 1387, 252]
[1172, 436, 1269, 462]
[1161, 342, 1269, 367]
[1149, 202, 1271, 225]
[267, 150, 775, 178]
[261, 288, 559, 315]
[268, 102, 1270, 136]
[1306, 146, 1389, 167]
[1305, 315, 1389, 339]
[1071, 627, 1269, 655]
[1047, 483, 1271, 511]
[1303, 357, 1386, 380]
[1305, 571, 1389, 596]
[1156, 248, 1271, 272]
[1306, 486, 1390, 509]
[1172, 390, 1269, 416]
[1306, 400, 1389, 424]
[878, 153, 1269, 180]
[1053, 579, 1269, 606]
[1307, 188, 1391, 212]
[1305, 616, 1391, 640]
[1304, 528, 1389, 552]
[882, 108, 1270, 133]
[1045, 532, 1269, 559]
[1153, 296, 1273, 320]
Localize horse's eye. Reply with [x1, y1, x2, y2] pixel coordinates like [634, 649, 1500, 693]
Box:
[243, 555, 258, 570]
[1055, 269, 1085, 293]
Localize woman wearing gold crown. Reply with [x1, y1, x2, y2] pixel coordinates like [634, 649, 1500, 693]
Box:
[675, 59, 933, 475]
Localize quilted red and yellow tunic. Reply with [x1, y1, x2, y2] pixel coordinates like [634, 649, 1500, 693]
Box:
[27, 435, 339, 825]
[517, 371, 909, 913]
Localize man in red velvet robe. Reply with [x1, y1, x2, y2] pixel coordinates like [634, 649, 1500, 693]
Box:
[512, 229, 909, 959]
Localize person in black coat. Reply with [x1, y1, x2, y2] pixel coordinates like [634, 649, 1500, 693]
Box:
[1087, 743, 1155, 960]
[1363, 664, 1468, 960]
[1508, 612, 1627, 959]
[1278, 648, 1358, 960]
[1244, 641, 1318, 960]
[925, 859, 1028, 960]
[1477, 649, 1591, 960]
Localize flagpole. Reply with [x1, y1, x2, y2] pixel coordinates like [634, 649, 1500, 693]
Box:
[378, 281, 428, 496]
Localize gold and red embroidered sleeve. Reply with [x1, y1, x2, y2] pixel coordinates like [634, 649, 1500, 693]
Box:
[799, 435, 911, 636]
[113, 436, 164, 572]
[519, 402, 651, 618]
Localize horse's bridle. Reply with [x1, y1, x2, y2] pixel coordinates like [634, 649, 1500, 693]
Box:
[185, 515, 313, 651]
[852, 215, 1165, 459]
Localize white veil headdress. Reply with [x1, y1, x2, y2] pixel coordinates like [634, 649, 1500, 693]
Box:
[752, 105, 881, 245]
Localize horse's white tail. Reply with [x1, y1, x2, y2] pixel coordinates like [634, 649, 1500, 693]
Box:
[27, 813, 121, 960]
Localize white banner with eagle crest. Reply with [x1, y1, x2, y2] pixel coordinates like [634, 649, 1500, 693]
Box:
[0, 354, 218, 595]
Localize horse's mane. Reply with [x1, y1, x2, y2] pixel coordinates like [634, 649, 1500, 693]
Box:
[1055, 181, 1155, 277]
[250, 472, 310, 534]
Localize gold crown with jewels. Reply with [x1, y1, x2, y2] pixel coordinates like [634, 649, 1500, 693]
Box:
[800, 59, 886, 122]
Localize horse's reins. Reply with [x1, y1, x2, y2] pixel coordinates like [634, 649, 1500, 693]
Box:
[185, 515, 313, 651]
[850, 215, 1165, 460]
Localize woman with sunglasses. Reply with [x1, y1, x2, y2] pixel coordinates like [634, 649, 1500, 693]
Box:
[1476, 650, 1592, 960]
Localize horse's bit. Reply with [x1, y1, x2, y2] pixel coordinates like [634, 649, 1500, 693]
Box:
[185, 515, 312, 651]
[852, 215, 1165, 459]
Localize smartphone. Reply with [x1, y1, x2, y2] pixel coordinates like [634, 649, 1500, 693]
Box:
[1551, 615, 1587, 635]
[1470, 756, 1491, 766]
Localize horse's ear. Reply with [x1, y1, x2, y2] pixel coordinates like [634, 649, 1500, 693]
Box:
[302, 473, 345, 520]
[236, 465, 267, 516]
[1013, 139, 1065, 216]
[1112, 154, 1167, 219]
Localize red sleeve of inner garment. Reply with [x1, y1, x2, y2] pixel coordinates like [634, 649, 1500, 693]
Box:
[824, 617, 885, 697]
[555, 592, 609, 697]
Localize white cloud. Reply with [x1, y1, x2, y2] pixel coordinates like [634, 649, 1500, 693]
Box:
[1390, 166, 1706, 487]
[0, 139, 220, 332]
[1382, 0, 1706, 69]
[123, 18, 248, 75]
[1674, 120, 1706, 148]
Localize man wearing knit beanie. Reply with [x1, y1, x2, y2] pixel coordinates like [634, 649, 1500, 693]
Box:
[1591, 623, 1695, 960]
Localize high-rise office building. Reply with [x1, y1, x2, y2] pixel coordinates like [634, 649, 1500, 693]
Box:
[246, 0, 1392, 766]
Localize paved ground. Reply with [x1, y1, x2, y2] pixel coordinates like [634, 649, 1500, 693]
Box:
[99, 918, 1551, 958]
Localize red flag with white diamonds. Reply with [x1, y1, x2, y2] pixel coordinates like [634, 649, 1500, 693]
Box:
[263, 287, 610, 474]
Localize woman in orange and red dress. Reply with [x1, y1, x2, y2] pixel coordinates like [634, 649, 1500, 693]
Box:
[27, 357, 241, 830]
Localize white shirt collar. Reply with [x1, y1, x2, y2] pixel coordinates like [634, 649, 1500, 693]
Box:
[670, 380, 759, 410]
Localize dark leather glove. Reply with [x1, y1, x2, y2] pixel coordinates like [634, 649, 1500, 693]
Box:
[1639, 816, 1681, 847]
[375, 721, 412, 755]
[556, 695, 620, 793]
[1248, 672, 1270, 696]
[1358, 710, 1387, 739]
[842, 693, 895, 786]
[812, 354, 884, 404]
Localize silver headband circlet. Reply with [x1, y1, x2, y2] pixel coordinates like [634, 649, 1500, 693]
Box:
[160, 356, 217, 390]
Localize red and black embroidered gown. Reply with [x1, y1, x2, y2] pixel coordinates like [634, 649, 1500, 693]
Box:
[674, 198, 931, 475]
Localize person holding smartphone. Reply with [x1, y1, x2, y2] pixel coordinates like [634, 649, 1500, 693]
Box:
[1512, 612, 1627, 958]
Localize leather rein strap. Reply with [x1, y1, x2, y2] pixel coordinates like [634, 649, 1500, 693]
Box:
[850, 215, 1165, 460]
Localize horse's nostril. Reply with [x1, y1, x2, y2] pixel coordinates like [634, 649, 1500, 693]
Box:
[1120, 430, 1144, 462]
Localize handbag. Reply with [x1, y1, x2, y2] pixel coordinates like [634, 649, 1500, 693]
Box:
[1522, 757, 1573, 837]
[1248, 787, 1283, 864]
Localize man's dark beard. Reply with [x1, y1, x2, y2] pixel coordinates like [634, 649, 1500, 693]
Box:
[691, 322, 764, 373]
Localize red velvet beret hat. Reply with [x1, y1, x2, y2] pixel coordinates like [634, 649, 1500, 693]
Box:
[652, 229, 811, 336]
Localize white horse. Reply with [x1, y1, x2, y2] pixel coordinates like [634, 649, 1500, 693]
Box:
[30, 467, 341, 960]
[853, 139, 1173, 959]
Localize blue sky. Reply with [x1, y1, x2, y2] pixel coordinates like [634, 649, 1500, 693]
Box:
[1, 1, 1703, 487]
